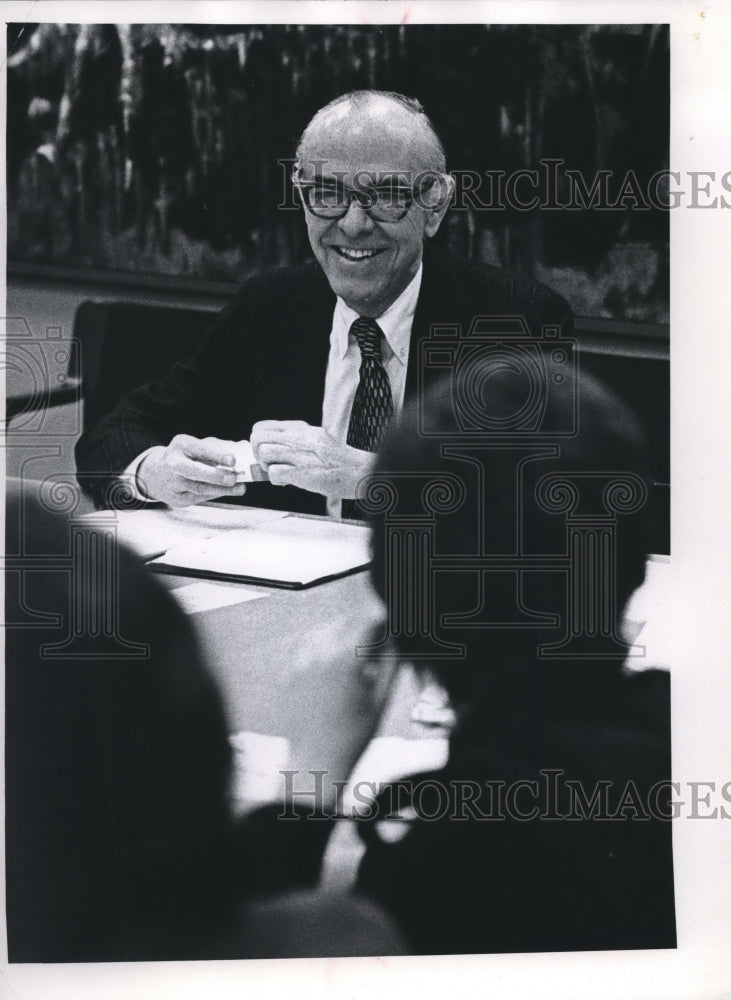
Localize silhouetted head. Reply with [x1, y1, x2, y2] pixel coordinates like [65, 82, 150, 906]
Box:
[5, 491, 238, 961]
[368, 367, 651, 704]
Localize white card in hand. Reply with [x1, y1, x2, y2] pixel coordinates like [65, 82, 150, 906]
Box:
[226, 440, 268, 483]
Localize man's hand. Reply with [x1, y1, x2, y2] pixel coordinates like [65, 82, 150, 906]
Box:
[250, 420, 374, 498]
[135, 435, 248, 507]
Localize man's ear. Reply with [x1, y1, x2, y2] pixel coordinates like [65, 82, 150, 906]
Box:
[424, 173, 456, 238]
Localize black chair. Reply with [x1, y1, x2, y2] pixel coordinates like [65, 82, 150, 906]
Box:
[575, 321, 669, 555]
[6, 299, 217, 428]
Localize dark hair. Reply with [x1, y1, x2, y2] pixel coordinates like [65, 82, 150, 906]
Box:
[5, 494, 241, 961]
[367, 368, 651, 703]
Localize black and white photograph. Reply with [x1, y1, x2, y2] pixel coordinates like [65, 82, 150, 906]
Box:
[2, 3, 730, 998]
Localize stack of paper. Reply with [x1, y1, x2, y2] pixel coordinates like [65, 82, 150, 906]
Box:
[79, 504, 288, 560]
[148, 512, 371, 588]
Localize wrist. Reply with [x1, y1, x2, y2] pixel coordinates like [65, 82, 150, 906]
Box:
[351, 448, 377, 500]
[135, 446, 166, 500]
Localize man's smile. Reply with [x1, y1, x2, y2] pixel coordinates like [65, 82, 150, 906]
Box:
[299, 111, 451, 315]
[331, 246, 388, 262]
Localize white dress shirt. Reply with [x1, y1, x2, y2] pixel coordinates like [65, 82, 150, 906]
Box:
[126, 264, 423, 517]
[322, 265, 421, 516]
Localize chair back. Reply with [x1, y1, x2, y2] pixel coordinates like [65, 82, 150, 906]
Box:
[73, 300, 216, 428]
[577, 339, 669, 555]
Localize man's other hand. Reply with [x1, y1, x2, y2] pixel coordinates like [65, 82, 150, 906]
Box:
[250, 420, 375, 498]
[136, 435, 248, 507]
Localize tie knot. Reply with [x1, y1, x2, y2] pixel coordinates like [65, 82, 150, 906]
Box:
[350, 317, 384, 361]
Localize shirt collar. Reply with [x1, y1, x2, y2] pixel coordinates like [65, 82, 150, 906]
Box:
[332, 263, 423, 366]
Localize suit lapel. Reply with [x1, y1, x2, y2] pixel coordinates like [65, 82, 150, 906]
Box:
[281, 261, 335, 426]
[406, 248, 465, 403]
[281, 252, 463, 420]
[287, 252, 463, 416]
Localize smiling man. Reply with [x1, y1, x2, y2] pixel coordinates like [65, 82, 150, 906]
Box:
[76, 91, 572, 516]
[294, 93, 448, 318]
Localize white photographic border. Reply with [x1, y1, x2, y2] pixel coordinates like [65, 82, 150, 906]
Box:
[2, 3, 730, 998]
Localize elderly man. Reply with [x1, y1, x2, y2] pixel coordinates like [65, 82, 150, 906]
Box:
[76, 90, 572, 516]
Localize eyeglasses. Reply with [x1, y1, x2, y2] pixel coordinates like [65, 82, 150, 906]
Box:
[293, 172, 438, 223]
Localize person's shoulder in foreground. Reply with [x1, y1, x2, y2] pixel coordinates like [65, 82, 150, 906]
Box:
[4, 486, 402, 960]
[356, 368, 674, 956]
[356, 663, 674, 955]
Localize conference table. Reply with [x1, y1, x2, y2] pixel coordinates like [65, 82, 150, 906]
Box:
[99, 500, 671, 747]
[163, 562, 404, 736]
[91, 503, 407, 737]
[134, 504, 671, 890]
[25, 492, 673, 885]
[137, 507, 438, 886]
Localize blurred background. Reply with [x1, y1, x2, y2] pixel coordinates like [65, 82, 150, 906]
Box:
[8, 22, 669, 322]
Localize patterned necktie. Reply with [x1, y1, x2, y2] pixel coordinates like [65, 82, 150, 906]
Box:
[342, 317, 394, 519]
[346, 317, 394, 451]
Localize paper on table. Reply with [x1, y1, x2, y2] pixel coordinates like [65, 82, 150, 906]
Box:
[228, 731, 291, 812]
[226, 440, 268, 483]
[319, 736, 451, 885]
[226, 731, 450, 817]
[78, 505, 289, 560]
[150, 515, 371, 588]
[621, 555, 671, 671]
[170, 580, 268, 615]
[342, 736, 450, 816]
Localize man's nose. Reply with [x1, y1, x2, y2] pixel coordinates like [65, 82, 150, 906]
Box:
[337, 199, 376, 238]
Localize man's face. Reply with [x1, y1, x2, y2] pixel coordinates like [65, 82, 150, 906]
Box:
[297, 99, 450, 318]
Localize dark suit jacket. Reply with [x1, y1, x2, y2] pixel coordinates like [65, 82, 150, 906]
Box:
[75, 249, 573, 510]
[356, 660, 676, 955]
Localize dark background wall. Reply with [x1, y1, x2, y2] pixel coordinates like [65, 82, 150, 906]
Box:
[8, 23, 669, 322]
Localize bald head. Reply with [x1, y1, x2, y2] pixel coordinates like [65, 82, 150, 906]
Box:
[296, 91, 447, 175]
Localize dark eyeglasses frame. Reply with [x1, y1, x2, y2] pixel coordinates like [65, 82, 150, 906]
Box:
[292, 172, 436, 223]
